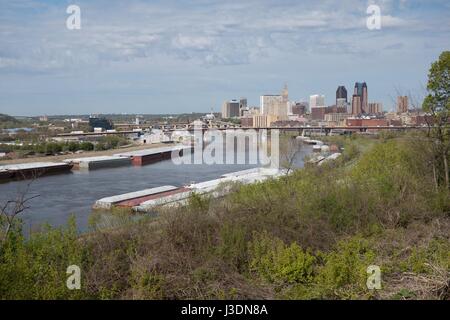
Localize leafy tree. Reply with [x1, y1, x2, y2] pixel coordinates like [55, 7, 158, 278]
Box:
[79, 141, 94, 151]
[45, 142, 62, 154]
[422, 51, 450, 190]
[67, 142, 79, 152]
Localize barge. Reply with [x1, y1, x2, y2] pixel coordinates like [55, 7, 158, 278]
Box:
[133, 168, 286, 212]
[64, 155, 131, 170]
[93, 185, 179, 209]
[114, 145, 192, 166]
[0, 162, 73, 181]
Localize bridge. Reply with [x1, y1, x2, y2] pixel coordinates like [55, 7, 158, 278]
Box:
[164, 125, 429, 135]
[57, 125, 428, 138]
[57, 130, 142, 137]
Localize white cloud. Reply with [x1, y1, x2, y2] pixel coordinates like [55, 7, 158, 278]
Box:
[381, 15, 409, 27]
[172, 34, 214, 50]
[0, 0, 447, 72]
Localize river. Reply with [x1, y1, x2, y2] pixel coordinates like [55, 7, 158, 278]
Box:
[0, 144, 313, 232]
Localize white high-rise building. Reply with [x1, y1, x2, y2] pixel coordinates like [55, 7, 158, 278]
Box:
[260, 95, 283, 115]
[287, 101, 295, 115]
[310, 94, 325, 108]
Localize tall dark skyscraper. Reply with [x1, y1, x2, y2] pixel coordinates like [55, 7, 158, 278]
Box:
[353, 82, 368, 113]
[336, 86, 347, 104]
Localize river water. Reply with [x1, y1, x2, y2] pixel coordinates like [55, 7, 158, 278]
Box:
[0, 144, 312, 232]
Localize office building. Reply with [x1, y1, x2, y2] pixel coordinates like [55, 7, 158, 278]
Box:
[221, 100, 240, 118]
[260, 95, 282, 115]
[310, 94, 325, 108]
[337, 98, 350, 113]
[260, 85, 289, 121]
[326, 105, 347, 114]
[354, 82, 368, 113]
[242, 107, 260, 117]
[240, 116, 253, 128]
[324, 113, 350, 125]
[351, 95, 362, 115]
[368, 102, 383, 114]
[311, 106, 327, 120]
[89, 116, 113, 131]
[239, 98, 247, 116]
[397, 96, 408, 113]
[336, 86, 347, 105]
[291, 102, 307, 116]
[347, 118, 388, 127]
[252, 114, 278, 128]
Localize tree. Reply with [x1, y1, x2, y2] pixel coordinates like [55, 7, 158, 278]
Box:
[422, 51, 450, 190]
[0, 178, 39, 242]
[80, 141, 94, 151]
[279, 135, 302, 174]
[67, 141, 79, 152]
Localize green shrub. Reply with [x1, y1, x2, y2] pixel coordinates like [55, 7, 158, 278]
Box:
[316, 237, 376, 299]
[0, 216, 87, 299]
[400, 239, 450, 274]
[248, 231, 316, 284]
[79, 141, 94, 151]
[130, 267, 165, 299]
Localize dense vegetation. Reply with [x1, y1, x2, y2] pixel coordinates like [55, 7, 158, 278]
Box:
[0, 133, 448, 300]
[0, 114, 21, 129]
[0, 135, 129, 158]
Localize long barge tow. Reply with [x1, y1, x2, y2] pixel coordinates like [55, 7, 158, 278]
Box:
[93, 167, 285, 213]
[0, 144, 192, 182]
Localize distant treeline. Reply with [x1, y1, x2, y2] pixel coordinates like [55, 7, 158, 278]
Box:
[0, 114, 23, 129]
[0, 135, 129, 156]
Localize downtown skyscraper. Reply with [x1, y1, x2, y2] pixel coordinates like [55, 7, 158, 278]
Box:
[397, 96, 408, 113]
[336, 86, 347, 104]
[221, 100, 240, 118]
[352, 82, 368, 115]
[336, 85, 349, 113]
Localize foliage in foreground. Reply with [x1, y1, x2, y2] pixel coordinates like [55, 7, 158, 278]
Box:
[0, 133, 449, 300]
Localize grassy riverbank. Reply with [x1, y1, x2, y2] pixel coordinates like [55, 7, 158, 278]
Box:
[0, 132, 449, 299]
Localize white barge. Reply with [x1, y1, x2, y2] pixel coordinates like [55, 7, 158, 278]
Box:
[93, 167, 285, 212]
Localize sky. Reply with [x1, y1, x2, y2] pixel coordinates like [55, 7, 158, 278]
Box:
[0, 0, 449, 116]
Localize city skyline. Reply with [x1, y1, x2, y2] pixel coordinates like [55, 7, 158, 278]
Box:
[1, 0, 449, 116]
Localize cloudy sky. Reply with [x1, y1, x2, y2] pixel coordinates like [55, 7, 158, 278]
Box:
[0, 0, 449, 116]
